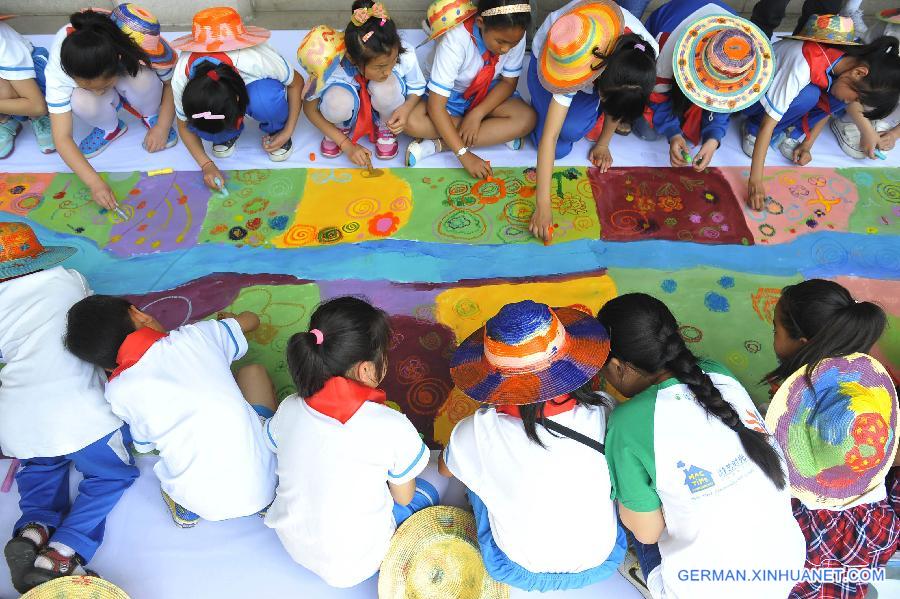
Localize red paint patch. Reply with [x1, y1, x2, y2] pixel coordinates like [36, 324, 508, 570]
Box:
[247, 217, 262, 230]
[129, 189, 141, 195]
[137, 224, 148, 232]
[137, 201, 147, 210]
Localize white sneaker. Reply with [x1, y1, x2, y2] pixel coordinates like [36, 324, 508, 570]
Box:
[740, 120, 756, 158]
[405, 138, 441, 167]
[266, 137, 293, 162]
[505, 136, 524, 151]
[779, 135, 803, 161]
[212, 137, 237, 158]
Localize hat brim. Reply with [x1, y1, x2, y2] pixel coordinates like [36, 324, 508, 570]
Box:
[0, 246, 76, 280]
[779, 34, 861, 45]
[418, 10, 479, 47]
[450, 307, 610, 406]
[147, 37, 177, 70]
[878, 9, 900, 24]
[172, 26, 271, 52]
[537, 0, 624, 95]
[673, 15, 775, 114]
[21, 575, 130, 599]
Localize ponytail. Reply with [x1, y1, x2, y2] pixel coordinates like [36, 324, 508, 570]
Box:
[345, 0, 404, 68]
[182, 62, 249, 134]
[842, 36, 900, 120]
[598, 293, 786, 490]
[61, 10, 150, 80]
[594, 33, 657, 123]
[286, 296, 391, 397]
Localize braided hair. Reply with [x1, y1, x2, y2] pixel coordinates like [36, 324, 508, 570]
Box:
[598, 293, 786, 489]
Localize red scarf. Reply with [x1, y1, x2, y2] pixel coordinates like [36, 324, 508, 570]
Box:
[351, 73, 378, 144]
[305, 376, 387, 424]
[648, 90, 703, 145]
[462, 18, 499, 109]
[495, 394, 577, 418]
[801, 42, 846, 136]
[108, 327, 168, 381]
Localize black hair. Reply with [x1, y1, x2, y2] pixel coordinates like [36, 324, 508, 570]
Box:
[842, 36, 900, 120]
[60, 10, 150, 80]
[669, 81, 693, 124]
[286, 296, 391, 398]
[598, 293, 786, 490]
[517, 384, 612, 447]
[345, 0, 405, 69]
[64, 295, 136, 371]
[182, 62, 250, 134]
[765, 279, 887, 387]
[594, 33, 657, 122]
[478, 0, 531, 32]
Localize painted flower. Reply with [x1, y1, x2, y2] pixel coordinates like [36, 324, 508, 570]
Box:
[368, 212, 401, 237]
[665, 217, 677, 227]
[689, 212, 702, 224]
[658, 195, 683, 212]
[703, 191, 718, 204]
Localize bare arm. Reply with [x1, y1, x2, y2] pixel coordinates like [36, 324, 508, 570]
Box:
[0, 78, 47, 117]
[747, 114, 777, 210]
[529, 98, 569, 242]
[388, 479, 416, 505]
[468, 76, 516, 121]
[438, 451, 454, 478]
[845, 101, 879, 159]
[618, 503, 666, 545]
[589, 114, 618, 172]
[50, 111, 118, 210]
[218, 310, 260, 334]
[427, 92, 491, 179]
[143, 81, 176, 153]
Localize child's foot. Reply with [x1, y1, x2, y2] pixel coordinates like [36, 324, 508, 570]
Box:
[830, 117, 866, 159]
[30, 116, 55, 154]
[375, 125, 399, 160]
[506, 136, 524, 151]
[212, 137, 238, 159]
[22, 543, 92, 589]
[778, 135, 802, 161]
[740, 120, 756, 158]
[4, 523, 49, 593]
[141, 114, 178, 151]
[266, 137, 293, 162]
[161, 490, 200, 528]
[617, 548, 652, 599]
[405, 138, 441, 167]
[79, 120, 127, 159]
[0, 119, 23, 159]
[320, 127, 350, 159]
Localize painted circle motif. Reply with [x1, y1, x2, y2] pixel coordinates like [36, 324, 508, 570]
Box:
[503, 199, 533, 225]
[406, 378, 450, 415]
[609, 210, 649, 233]
[447, 181, 469, 196]
[347, 197, 380, 218]
[228, 226, 247, 241]
[573, 216, 594, 231]
[283, 224, 317, 246]
[397, 357, 429, 384]
[342, 221, 361, 233]
[699, 226, 720, 239]
[745, 340, 761, 353]
[436, 209, 487, 241]
[875, 182, 900, 203]
[243, 197, 270, 214]
[679, 325, 703, 343]
[414, 305, 437, 323]
[317, 226, 343, 244]
[269, 177, 293, 197]
[454, 298, 480, 318]
[758, 223, 776, 237]
[677, 230, 694, 241]
[726, 351, 749, 370]
[13, 194, 41, 211]
[390, 196, 411, 211]
[419, 330, 443, 350]
[234, 170, 269, 185]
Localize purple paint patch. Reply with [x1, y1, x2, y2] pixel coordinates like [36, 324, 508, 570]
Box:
[318, 279, 443, 318]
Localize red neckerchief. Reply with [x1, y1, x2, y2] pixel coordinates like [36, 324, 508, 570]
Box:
[305, 376, 387, 424]
[108, 327, 168, 381]
[462, 18, 499, 109]
[801, 42, 845, 136]
[351, 72, 377, 144]
[495, 394, 576, 418]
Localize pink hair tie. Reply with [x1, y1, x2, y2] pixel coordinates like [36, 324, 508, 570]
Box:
[634, 43, 646, 52]
[310, 329, 324, 345]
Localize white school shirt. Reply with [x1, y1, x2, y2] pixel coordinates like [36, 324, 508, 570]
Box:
[426, 21, 525, 97]
[605, 361, 806, 599]
[0, 267, 122, 458]
[531, 0, 658, 107]
[444, 403, 619, 574]
[172, 42, 295, 121]
[43, 23, 174, 115]
[105, 319, 276, 520]
[759, 39, 843, 122]
[0, 22, 36, 81]
[263, 395, 429, 588]
[307, 32, 426, 101]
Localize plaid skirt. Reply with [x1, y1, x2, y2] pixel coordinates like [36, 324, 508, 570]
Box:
[789, 497, 900, 599]
[888, 467, 900, 519]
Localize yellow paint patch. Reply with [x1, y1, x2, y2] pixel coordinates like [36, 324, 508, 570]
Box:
[274, 169, 413, 247]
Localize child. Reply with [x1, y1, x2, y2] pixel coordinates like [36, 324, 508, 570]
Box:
[0, 16, 54, 157]
[764, 279, 899, 599]
[639, 1, 774, 170]
[527, 0, 658, 243]
[263, 297, 438, 588]
[0, 222, 137, 592]
[64, 297, 277, 528]
[45, 5, 178, 210]
[741, 15, 900, 209]
[599, 293, 806, 599]
[404, 0, 537, 179]
[303, 1, 426, 167]
[173, 7, 303, 191]
[441, 300, 626, 591]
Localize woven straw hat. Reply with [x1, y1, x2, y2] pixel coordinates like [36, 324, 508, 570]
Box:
[172, 6, 270, 52]
[21, 576, 130, 599]
[673, 14, 774, 113]
[0, 222, 75, 280]
[878, 8, 900, 24]
[111, 4, 176, 70]
[379, 506, 509, 599]
[782, 14, 861, 45]
[421, 0, 478, 46]
[297, 25, 346, 97]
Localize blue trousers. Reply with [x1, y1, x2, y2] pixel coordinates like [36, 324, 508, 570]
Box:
[392, 478, 439, 526]
[625, 529, 663, 579]
[13, 426, 139, 562]
[190, 78, 289, 144]
[527, 59, 603, 160]
[742, 84, 847, 140]
[616, 0, 653, 18]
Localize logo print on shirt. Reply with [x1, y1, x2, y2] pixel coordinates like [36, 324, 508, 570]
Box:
[678, 461, 716, 493]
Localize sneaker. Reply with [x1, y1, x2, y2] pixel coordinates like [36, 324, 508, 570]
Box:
[506, 136, 524, 151]
[141, 114, 178, 151]
[617, 548, 653, 599]
[212, 137, 238, 159]
[4, 524, 49, 593]
[740, 119, 756, 158]
[161, 490, 200, 528]
[779, 135, 803, 161]
[0, 119, 22, 159]
[78, 119, 127, 159]
[321, 127, 351, 159]
[266, 137, 293, 162]
[22, 546, 90, 589]
[30, 116, 55, 154]
[375, 125, 399, 160]
[405, 138, 441, 167]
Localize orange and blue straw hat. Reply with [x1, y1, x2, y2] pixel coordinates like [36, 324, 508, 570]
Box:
[0, 222, 75, 280]
[450, 300, 610, 406]
[111, 3, 177, 70]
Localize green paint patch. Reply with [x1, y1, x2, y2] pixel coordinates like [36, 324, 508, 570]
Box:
[838, 167, 900, 235]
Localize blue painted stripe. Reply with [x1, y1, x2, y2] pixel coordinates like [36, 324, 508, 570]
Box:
[217, 319, 240, 359]
[388, 442, 427, 479]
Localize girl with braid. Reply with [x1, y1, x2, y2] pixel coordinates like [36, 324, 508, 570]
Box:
[599, 293, 805, 599]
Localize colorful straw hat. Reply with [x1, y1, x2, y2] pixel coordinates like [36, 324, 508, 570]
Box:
[877, 8, 900, 25]
[297, 25, 346, 97]
[765, 353, 898, 509]
[111, 4, 176, 70]
[21, 576, 130, 599]
[0, 222, 75, 280]
[782, 14, 861, 45]
[538, 0, 624, 95]
[450, 300, 610, 406]
[420, 0, 478, 46]
[673, 14, 774, 113]
[378, 506, 509, 599]
[172, 6, 270, 52]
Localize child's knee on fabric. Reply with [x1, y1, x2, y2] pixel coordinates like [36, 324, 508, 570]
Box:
[319, 86, 357, 126]
[115, 67, 163, 118]
[368, 76, 405, 120]
[70, 87, 120, 132]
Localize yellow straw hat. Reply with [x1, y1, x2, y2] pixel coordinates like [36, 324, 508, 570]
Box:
[297, 25, 346, 97]
[420, 0, 478, 47]
[21, 576, 131, 599]
[539, 0, 624, 95]
[378, 506, 509, 599]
